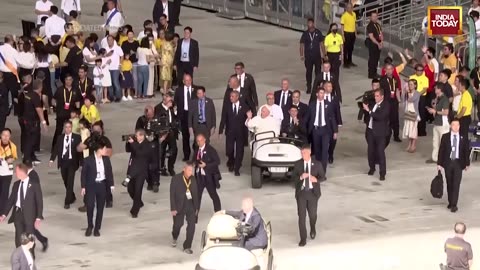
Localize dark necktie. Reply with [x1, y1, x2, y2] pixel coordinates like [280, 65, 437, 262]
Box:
[20, 181, 25, 208]
[187, 87, 191, 101]
[291, 118, 294, 126]
[197, 149, 202, 160]
[451, 135, 458, 159]
[304, 163, 309, 189]
[318, 102, 323, 126]
[64, 135, 70, 159]
[199, 99, 204, 122]
[233, 104, 237, 115]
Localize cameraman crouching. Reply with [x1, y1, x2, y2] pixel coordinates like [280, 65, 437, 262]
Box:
[124, 129, 153, 218]
[155, 93, 179, 176]
[135, 105, 161, 192]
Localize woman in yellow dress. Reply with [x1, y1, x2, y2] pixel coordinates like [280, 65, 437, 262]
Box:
[160, 32, 175, 94]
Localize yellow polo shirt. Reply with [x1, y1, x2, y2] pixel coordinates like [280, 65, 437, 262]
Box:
[81, 104, 101, 124]
[118, 35, 128, 46]
[409, 74, 429, 96]
[441, 54, 457, 85]
[458, 90, 473, 117]
[324, 33, 343, 53]
[340, 11, 356, 33]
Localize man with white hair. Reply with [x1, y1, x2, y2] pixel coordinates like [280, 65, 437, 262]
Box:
[247, 106, 281, 139]
[258, 92, 283, 122]
[219, 196, 268, 251]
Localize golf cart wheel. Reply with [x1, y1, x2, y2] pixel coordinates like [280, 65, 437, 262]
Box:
[268, 250, 274, 270]
[251, 166, 262, 189]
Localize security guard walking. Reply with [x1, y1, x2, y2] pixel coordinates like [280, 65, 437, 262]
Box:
[300, 18, 325, 94]
[155, 93, 179, 176]
[23, 80, 47, 163]
[324, 23, 344, 81]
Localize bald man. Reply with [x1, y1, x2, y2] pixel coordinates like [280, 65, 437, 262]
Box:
[443, 222, 473, 270]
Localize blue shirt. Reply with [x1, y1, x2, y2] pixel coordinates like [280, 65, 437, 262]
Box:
[181, 39, 190, 62]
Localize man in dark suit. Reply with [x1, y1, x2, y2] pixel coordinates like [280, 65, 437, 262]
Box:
[362, 89, 390, 181]
[174, 74, 196, 161]
[188, 86, 216, 143]
[310, 61, 342, 103]
[155, 93, 179, 176]
[192, 133, 221, 213]
[153, 0, 176, 27]
[274, 78, 293, 112]
[379, 63, 401, 142]
[323, 81, 343, 164]
[281, 105, 307, 143]
[233, 62, 258, 111]
[170, 162, 199, 254]
[81, 141, 114, 237]
[291, 90, 308, 121]
[174, 27, 199, 85]
[437, 119, 470, 213]
[292, 145, 324, 247]
[1, 163, 44, 249]
[49, 121, 81, 209]
[219, 91, 250, 176]
[305, 87, 338, 173]
[223, 75, 256, 113]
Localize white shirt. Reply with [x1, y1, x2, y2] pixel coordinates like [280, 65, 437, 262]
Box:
[431, 58, 439, 80]
[181, 39, 190, 62]
[62, 133, 73, 159]
[137, 30, 158, 41]
[238, 73, 245, 88]
[279, 90, 289, 106]
[314, 100, 326, 127]
[469, 6, 480, 15]
[0, 43, 20, 72]
[244, 209, 253, 223]
[45, 15, 66, 39]
[17, 52, 36, 69]
[183, 85, 193, 110]
[100, 36, 118, 50]
[162, 0, 169, 21]
[257, 104, 284, 121]
[450, 132, 460, 159]
[303, 160, 313, 189]
[35, 0, 53, 25]
[21, 246, 34, 270]
[323, 72, 331, 81]
[368, 101, 382, 129]
[82, 47, 96, 65]
[104, 8, 124, 32]
[95, 155, 106, 181]
[162, 103, 172, 123]
[136, 47, 152, 66]
[232, 101, 240, 113]
[246, 115, 281, 138]
[36, 54, 51, 68]
[61, 0, 81, 15]
[104, 45, 123, 71]
[16, 178, 30, 208]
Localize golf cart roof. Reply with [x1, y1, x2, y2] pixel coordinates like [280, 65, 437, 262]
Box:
[198, 246, 258, 270]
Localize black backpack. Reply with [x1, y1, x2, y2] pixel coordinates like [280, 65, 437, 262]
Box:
[430, 170, 444, 199]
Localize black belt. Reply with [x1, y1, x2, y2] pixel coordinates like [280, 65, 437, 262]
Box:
[314, 125, 325, 129]
[197, 122, 206, 125]
[95, 180, 106, 183]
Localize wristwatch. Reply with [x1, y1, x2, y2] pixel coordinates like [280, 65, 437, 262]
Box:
[42, 120, 47, 124]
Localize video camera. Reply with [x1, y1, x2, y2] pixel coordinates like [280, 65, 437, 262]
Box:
[355, 90, 375, 121]
[146, 114, 178, 137]
[121, 134, 136, 142]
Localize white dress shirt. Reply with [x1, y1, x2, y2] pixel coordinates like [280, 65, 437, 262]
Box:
[279, 90, 289, 106]
[17, 52, 36, 69]
[162, 103, 172, 123]
[257, 104, 284, 121]
[104, 44, 123, 71]
[184, 85, 192, 111]
[196, 145, 205, 174]
[181, 39, 190, 62]
[244, 209, 253, 223]
[16, 178, 30, 208]
[162, 0, 170, 20]
[313, 100, 326, 127]
[303, 160, 313, 189]
[104, 8, 124, 32]
[35, 0, 53, 25]
[368, 101, 382, 129]
[0, 43, 20, 72]
[62, 133, 73, 159]
[323, 72, 331, 81]
[232, 101, 240, 114]
[450, 132, 460, 159]
[45, 15, 66, 39]
[238, 73, 245, 88]
[61, 0, 81, 15]
[95, 155, 106, 181]
[21, 245, 34, 270]
[137, 31, 158, 40]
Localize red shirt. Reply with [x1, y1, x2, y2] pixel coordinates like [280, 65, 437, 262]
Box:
[424, 64, 435, 93]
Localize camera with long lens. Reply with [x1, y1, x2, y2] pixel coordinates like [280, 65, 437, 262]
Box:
[355, 90, 375, 121]
[121, 134, 136, 142]
[1, 155, 14, 171]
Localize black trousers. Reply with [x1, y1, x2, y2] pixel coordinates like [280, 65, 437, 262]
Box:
[146, 140, 160, 187]
[196, 173, 221, 212]
[18, 118, 25, 154]
[23, 121, 40, 162]
[172, 199, 196, 249]
[60, 163, 77, 205]
[367, 41, 381, 78]
[445, 160, 463, 207]
[0, 110, 7, 131]
[3, 72, 19, 114]
[389, 99, 400, 139]
[52, 116, 69, 150]
[177, 61, 194, 85]
[343, 32, 356, 65]
[13, 208, 47, 247]
[366, 128, 387, 176]
[0, 175, 12, 213]
[327, 52, 341, 80]
[180, 112, 191, 160]
[296, 190, 318, 241]
[328, 137, 337, 161]
[459, 116, 471, 140]
[311, 127, 330, 173]
[86, 181, 106, 230]
[128, 173, 146, 215]
[173, 0, 182, 24]
[160, 133, 178, 170]
[226, 132, 245, 172]
[304, 56, 322, 92]
[417, 95, 427, 136]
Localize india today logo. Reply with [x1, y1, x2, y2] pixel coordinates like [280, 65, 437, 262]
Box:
[427, 6, 462, 36]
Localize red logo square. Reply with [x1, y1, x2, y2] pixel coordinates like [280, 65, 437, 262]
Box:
[428, 7, 462, 36]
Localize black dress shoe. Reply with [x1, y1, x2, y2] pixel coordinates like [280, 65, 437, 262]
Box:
[367, 169, 375, 175]
[298, 240, 306, 247]
[379, 175, 385, 181]
[160, 169, 169, 176]
[393, 137, 402, 142]
[42, 239, 49, 252]
[234, 171, 240, 176]
[447, 204, 452, 209]
[106, 201, 113, 208]
[94, 230, 101, 237]
[182, 158, 189, 162]
[153, 185, 159, 193]
[131, 213, 138, 218]
[310, 231, 316, 239]
[146, 185, 153, 191]
[228, 166, 234, 172]
[350, 63, 358, 67]
[78, 205, 87, 212]
[450, 206, 458, 213]
[64, 204, 70, 209]
[328, 157, 333, 164]
[169, 169, 176, 176]
[85, 227, 93, 237]
[184, 248, 193, 254]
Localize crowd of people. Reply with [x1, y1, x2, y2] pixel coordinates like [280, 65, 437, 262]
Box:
[0, 0, 477, 268]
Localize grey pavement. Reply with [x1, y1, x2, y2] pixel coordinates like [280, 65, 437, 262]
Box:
[0, 1, 480, 269]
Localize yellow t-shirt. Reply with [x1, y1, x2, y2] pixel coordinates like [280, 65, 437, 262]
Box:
[409, 74, 429, 96]
[81, 104, 101, 124]
[121, 59, 133, 72]
[458, 90, 473, 117]
[324, 33, 343, 53]
[155, 38, 165, 52]
[118, 35, 128, 46]
[441, 54, 457, 85]
[340, 11, 356, 33]
[396, 63, 405, 74]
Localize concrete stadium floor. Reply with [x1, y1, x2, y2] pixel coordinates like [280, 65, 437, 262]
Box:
[1, 1, 480, 269]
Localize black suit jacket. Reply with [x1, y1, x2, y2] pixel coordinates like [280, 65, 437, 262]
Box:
[154, 103, 179, 138]
[174, 38, 200, 68]
[365, 100, 390, 137]
[3, 178, 44, 224]
[188, 97, 216, 131]
[304, 100, 338, 135]
[274, 90, 293, 110]
[81, 155, 114, 190]
[379, 76, 399, 102]
[223, 87, 256, 113]
[437, 132, 470, 169]
[174, 84, 197, 120]
[231, 73, 258, 109]
[281, 117, 307, 142]
[191, 144, 221, 185]
[153, 0, 176, 26]
[311, 72, 342, 102]
[125, 140, 154, 177]
[74, 78, 94, 100]
[219, 101, 249, 136]
[50, 133, 82, 169]
[327, 95, 343, 126]
[170, 174, 200, 213]
[291, 102, 308, 121]
[292, 159, 324, 199]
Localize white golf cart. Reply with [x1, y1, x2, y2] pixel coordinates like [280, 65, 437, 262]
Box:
[196, 213, 273, 270]
[250, 131, 303, 189]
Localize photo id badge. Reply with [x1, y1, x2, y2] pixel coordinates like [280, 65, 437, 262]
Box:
[81, 92, 86, 98]
[451, 147, 456, 152]
[64, 103, 70, 110]
[182, 52, 187, 59]
[186, 191, 192, 200]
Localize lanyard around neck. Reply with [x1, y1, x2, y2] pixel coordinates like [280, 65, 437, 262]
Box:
[64, 88, 73, 104]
